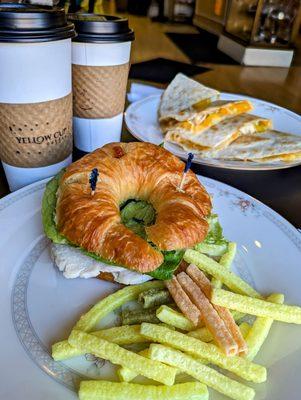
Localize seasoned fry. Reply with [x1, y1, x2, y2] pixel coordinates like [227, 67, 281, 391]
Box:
[184, 250, 261, 298]
[149, 344, 255, 400]
[165, 277, 201, 327]
[195, 242, 228, 257]
[216, 306, 248, 354]
[177, 272, 238, 356]
[239, 322, 251, 338]
[140, 323, 267, 383]
[188, 327, 213, 342]
[156, 305, 197, 331]
[156, 305, 243, 332]
[54, 281, 164, 360]
[79, 381, 209, 400]
[117, 349, 150, 382]
[212, 242, 237, 289]
[211, 288, 301, 324]
[188, 322, 251, 342]
[75, 280, 164, 332]
[186, 264, 212, 297]
[138, 288, 172, 309]
[52, 325, 148, 361]
[186, 264, 247, 354]
[245, 293, 284, 361]
[231, 310, 246, 321]
[121, 308, 159, 325]
[68, 330, 177, 385]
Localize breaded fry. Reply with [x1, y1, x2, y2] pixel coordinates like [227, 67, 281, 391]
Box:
[140, 323, 266, 383]
[184, 250, 261, 298]
[239, 322, 251, 338]
[245, 293, 284, 361]
[177, 272, 238, 356]
[156, 305, 196, 330]
[74, 281, 164, 332]
[211, 288, 301, 324]
[68, 330, 177, 385]
[188, 327, 213, 342]
[212, 242, 237, 289]
[52, 281, 164, 360]
[52, 325, 148, 361]
[79, 381, 209, 400]
[165, 276, 201, 327]
[188, 322, 251, 343]
[117, 348, 151, 382]
[149, 344, 255, 400]
[186, 264, 247, 353]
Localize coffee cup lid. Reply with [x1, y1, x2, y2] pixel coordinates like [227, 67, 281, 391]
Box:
[68, 13, 134, 43]
[0, 3, 76, 43]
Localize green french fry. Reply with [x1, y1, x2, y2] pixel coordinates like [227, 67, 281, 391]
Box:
[79, 381, 209, 400]
[140, 323, 266, 383]
[68, 330, 177, 386]
[245, 293, 284, 360]
[212, 242, 237, 288]
[149, 344, 255, 400]
[211, 289, 301, 324]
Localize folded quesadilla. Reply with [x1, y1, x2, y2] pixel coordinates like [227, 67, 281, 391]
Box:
[204, 130, 301, 163]
[159, 73, 220, 124]
[161, 99, 254, 134]
[165, 114, 272, 152]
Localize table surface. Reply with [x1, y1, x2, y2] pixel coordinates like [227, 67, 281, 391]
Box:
[1, 68, 301, 228]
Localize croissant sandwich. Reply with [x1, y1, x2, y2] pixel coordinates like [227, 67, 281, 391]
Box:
[42, 142, 213, 285]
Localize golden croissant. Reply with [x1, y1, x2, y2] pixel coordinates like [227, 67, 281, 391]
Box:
[56, 142, 211, 273]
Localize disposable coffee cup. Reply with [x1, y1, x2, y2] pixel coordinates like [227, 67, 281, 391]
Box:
[0, 4, 76, 191]
[68, 14, 134, 153]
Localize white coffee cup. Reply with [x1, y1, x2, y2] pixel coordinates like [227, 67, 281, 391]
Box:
[0, 4, 75, 191]
[69, 14, 134, 154]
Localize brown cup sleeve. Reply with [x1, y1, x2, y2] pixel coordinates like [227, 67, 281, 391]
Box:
[72, 63, 130, 119]
[0, 93, 72, 168]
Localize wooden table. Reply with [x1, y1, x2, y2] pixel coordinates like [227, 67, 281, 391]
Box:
[1, 66, 301, 227]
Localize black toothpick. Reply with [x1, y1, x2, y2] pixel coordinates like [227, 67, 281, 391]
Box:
[89, 168, 99, 196]
[178, 153, 194, 192]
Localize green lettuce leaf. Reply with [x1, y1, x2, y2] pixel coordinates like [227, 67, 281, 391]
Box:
[41, 170, 68, 244]
[194, 214, 229, 257]
[149, 250, 184, 280]
[203, 214, 228, 246]
[121, 200, 156, 239]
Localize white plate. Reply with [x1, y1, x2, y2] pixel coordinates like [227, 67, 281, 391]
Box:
[124, 94, 301, 170]
[1, 177, 301, 400]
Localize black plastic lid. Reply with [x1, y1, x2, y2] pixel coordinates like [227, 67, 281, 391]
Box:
[0, 3, 76, 43]
[68, 13, 134, 43]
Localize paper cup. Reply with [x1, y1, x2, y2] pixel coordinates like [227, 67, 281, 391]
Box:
[0, 4, 75, 191]
[69, 14, 134, 153]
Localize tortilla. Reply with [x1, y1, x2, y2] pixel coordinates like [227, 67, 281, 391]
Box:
[162, 99, 254, 134]
[159, 73, 220, 123]
[205, 130, 301, 163]
[165, 114, 272, 152]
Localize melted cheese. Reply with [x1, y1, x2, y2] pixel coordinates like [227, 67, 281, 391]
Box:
[178, 101, 253, 134]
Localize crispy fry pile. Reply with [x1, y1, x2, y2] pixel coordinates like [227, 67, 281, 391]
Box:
[165, 264, 247, 356]
[51, 242, 301, 400]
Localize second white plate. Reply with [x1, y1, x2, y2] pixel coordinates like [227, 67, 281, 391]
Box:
[124, 93, 301, 170]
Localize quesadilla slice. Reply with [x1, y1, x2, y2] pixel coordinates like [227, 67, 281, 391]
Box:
[165, 114, 272, 153]
[161, 99, 254, 134]
[205, 130, 301, 163]
[159, 73, 220, 123]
